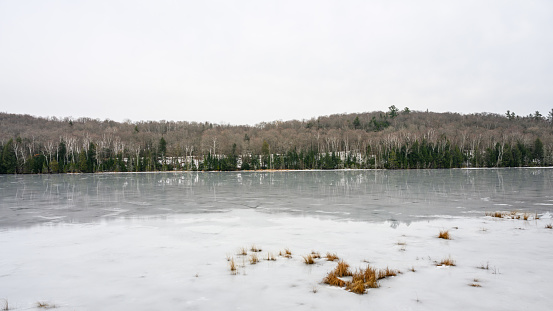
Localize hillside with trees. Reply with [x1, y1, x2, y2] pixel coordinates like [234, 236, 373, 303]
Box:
[1, 107, 552, 173]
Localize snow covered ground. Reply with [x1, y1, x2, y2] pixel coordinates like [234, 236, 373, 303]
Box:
[1, 209, 552, 310]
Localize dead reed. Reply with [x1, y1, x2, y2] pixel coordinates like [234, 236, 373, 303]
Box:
[229, 258, 237, 274]
[279, 248, 292, 258]
[36, 302, 56, 309]
[302, 254, 315, 265]
[249, 253, 259, 264]
[311, 251, 321, 259]
[266, 252, 276, 261]
[438, 230, 451, 240]
[250, 245, 262, 252]
[377, 267, 399, 279]
[436, 256, 456, 267]
[323, 272, 346, 287]
[523, 213, 531, 221]
[238, 247, 248, 256]
[545, 223, 552, 229]
[325, 252, 339, 261]
[323, 261, 400, 295]
[335, 260, 353, 277]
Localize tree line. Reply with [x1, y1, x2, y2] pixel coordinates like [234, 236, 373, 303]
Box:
[1, 107, 552, 174]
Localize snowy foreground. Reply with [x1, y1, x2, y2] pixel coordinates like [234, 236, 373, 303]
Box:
[1, 210, 552, 311]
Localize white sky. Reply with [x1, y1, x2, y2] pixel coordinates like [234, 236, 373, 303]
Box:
[1, 0, 552, 125]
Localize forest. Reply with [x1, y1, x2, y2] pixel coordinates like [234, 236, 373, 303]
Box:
[1, 107, 552, 174]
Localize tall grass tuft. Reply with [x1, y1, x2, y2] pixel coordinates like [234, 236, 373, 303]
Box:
[438, 230, 451, 240]
[229, 258, 237, 274]
[36, 302, 56, 309]
[436, 256, 456, 266]
[249, 253, 259, 264]
[325, 252, 339, 261]
[323, 262, 400, 295]
[302, 254, 315, 265]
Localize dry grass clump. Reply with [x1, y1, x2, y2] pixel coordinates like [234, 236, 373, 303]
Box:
[229, 258, 237, 274]
[302, 254, 315, 265]
[323, 272, 346, 287]
[250, 245, 262, 252]
[522, 213, 531, 221]
[311, 251, 321, 259]
[345, 279, 367, 294]
[266, 252, 276, 261]
[378, 267, 399, 279]
[436, 256, 456, 267]
[438, 230, 451, 240]
[249, 253, 259, 264]
[409, 266, 416, 272]
[324, 261, 400, 295]
[469, 283, 482, 287]
[485, 211, 505, 218]
[279, 248, 292, 258]
[36, 302, 57, 309]
[325, 252, 339, 261]
[238, 247, 248, 256]
[335, 260, 353, 277]
[545, 223, 552, 229]
[486, 210, 539, 221]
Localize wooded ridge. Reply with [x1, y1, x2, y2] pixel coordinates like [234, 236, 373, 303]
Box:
[1, 107, 552, 173]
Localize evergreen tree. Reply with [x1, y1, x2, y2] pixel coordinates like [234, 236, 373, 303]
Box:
[2, 139, 17, 174]
[533, 138, 544, 165]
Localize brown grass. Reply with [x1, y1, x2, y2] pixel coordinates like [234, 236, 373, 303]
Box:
[229, 258, 237, 274]
[377, 267, 399, 279]
[323, 272, 346, 287]
[469, 283, 482, 287]
[323, 262, 400, 295]
[266, 252, 276, 261]
[335, 260, 352, 277]
[523, 213, 531, 221]
[345, 280, 366, 294]
[438, 230, 451, 240]
[545, 223, 552, 229]
[279, 248, 292, 258]
[302, 254, 315, 264]
[485, 211, 505, 218]
[238, 247, 248, 256]
[325, 252, 339, 261]
[249, 253, 259, 264]
[36, 302, 57, 309]
[437, 256, 456, 267]
[311, 251, 321, 259]
[409, 266, 416, 272]
[250, 245, 262, 252]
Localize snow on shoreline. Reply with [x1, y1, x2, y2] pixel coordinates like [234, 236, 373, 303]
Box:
[1, 210, 552, 310]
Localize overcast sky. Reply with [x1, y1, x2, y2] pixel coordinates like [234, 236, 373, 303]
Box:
[1, 1, 552, 125]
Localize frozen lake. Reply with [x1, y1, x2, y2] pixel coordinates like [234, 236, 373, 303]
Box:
[1, 168, 553, 227]
[1, 169, 553, 310]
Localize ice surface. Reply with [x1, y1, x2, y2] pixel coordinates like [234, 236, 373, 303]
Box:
[1, 169, 552, 310]
[1, 210, 553, 310]
[1, 168, 553, 227]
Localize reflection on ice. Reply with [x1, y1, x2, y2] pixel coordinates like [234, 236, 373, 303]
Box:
[0, 168, 552, 227]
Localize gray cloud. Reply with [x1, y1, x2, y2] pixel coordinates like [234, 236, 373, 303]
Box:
[1, 0, 552, 124]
